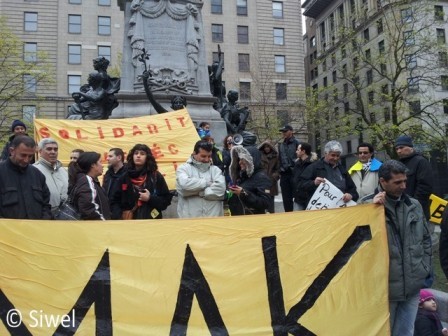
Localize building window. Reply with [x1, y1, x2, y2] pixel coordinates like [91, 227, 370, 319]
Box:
[275, 83, 287, 100]
[382, 84, 389, 96]
[212, 52, 224, 66]
[273, 28, 284, 45]
[272, 1, 283, 18]
[237, 26, 249, 44]
[333, 88, 338, 101]
[437, 29, 446, 44]
[367, 69, 373, 85]
[238, 53, 250, 72]
[344, 102, 350, 114]
[363, 28, 370, 42]
[341, 45, 346, 59]
[275, 55, 285, 73]
[365, 49, 371, 62]
[22, 105, 36, 122]
[370, 111, 376, 124]
[98, 45, 111, 61]
[407, 77, 419, 92]
[68, 15, 81, 34]
[404, 31, 414, 46]
[405, 54, 417, 69]
[378, 40, 385, 55]
[98, 0, 110, 5]
[68, 44, 81, 64]
[401, 8, 413, 23]
[409, 100, 421, 114]
[331, 53, 336, 66]
[435, 5, 444, 21]
[323, 76, 328, 87]
[69, 0, 81, 3]
[442, 75, 448, 90]
[332, 70, 337, 83]
[380, 63, 387, 75]
[98, 16, 111, 35]
[353, 57, 359, 70]
[377, 19, 383, 34]
[384, 107, 391, 121]
[23, 74, 36, 93]
[368, 91, 374, 104]
[24, 12, 38, 31]
[211, 0, 222, 14]
[439, 52, 448, 67]
[211, 24, 223, 42]
[239, 82, 251, 100]
[68, 75, 81, 94]
[237, 0, 248, 16]
[24, 43, 37, 62]
[343, 83, 348, 97]
[443, 99, 448, 114]
[310, 36, 316, 48]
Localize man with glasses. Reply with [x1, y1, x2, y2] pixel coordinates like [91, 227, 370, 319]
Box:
[34, 138, 68, 216]
[348, 142, 382, 199]
[298, 140, 358, 207]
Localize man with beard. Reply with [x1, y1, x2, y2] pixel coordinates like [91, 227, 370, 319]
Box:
[0, 135, 51, 219]
[176, 140, 226, 218]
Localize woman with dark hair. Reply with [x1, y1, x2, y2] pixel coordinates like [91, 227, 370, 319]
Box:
[111, 144, 172, 219]
[72, 152, 111, 220]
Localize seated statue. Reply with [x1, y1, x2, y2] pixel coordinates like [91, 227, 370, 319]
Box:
[220, 90, 250, 134]
[67, 71, 108, 120]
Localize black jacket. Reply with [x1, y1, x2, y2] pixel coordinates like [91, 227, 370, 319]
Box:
[0, 159, 52, 219]
[439, 207, 448, 279]
[111, 171, 172, 219]
[73, 174, 111, 220]
[278, 136, 300, 173]
[297, 158, 359, 205]
[293, 154, 318, 206]
[414, 308, 444, 336]
[399, 152, 433, 220]
[102, 165, 127, 202]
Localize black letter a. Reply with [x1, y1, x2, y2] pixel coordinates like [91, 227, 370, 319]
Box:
[54, 249, 112, 336]
[170, 245, 228, 336]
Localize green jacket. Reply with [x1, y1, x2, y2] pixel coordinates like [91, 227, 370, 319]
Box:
[362, 190, 432, 301]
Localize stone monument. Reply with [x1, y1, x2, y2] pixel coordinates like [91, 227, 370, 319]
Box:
[115, 0, 225, 142]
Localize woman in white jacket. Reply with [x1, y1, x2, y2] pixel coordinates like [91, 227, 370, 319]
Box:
[176, 140, 226, 218]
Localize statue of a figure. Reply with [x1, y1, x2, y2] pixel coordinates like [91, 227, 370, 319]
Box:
[208, 44, 226, 110]
[67, 71, 109, 120]
[67, 57, 120, 119]
[139, 48, 187, 113]
[220, 90, 250, 134]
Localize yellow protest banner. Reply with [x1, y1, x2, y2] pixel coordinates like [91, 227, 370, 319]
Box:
[34, 109, 200, 189]
[0, 204, 389, 335]
[430, 193, 447, 224]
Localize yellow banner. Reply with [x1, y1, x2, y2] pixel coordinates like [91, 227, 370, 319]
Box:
[430, 193, 447, 224]
[34, 109, 200, 189]
[0, 205, 389, 335]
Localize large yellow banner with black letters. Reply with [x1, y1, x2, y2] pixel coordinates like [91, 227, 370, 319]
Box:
[34, 109, 200, 189]
[0, 204, 390, 335]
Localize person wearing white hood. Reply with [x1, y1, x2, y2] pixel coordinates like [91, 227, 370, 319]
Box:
[176, 140, 226, 218]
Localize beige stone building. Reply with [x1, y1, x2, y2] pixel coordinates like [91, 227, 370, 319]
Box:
[1, 0, 305, 139]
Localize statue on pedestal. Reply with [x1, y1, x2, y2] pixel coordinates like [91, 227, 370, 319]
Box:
[208, 44, 226, 110]
[67, 57, 120, 120]
[220, 90, 250, 134]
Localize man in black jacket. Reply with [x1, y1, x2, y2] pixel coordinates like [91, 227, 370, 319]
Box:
[298, 140, 358, 207]
[103, 148, 126, 219]
[278, 125, 300, 212]
[0, 135, 51, 219]
[395, 135, 433, 220]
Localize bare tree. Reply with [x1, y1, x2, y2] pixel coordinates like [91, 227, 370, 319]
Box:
[306, 0, 448, 158]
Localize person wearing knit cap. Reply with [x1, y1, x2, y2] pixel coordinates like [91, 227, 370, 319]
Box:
[395, 135, 433, 221]
[414, 289, 448, 336]
[0, 119, 29, 161]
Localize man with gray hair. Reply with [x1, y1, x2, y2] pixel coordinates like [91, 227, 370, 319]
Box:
[34, 138, 68, 215]
[297, 140, 358, 206]
[361, 160, 431, 336]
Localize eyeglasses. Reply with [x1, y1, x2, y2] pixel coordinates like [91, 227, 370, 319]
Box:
[358, 151, 370, 155]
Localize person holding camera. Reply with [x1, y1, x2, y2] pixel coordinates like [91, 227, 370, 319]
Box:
[278, 125, 301, 212]
[111, 144, 172, 220]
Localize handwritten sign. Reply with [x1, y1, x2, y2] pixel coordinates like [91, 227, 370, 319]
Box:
[307, 180, 357, 210]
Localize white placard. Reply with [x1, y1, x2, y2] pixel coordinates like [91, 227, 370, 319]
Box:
[306, 180, 357, 210]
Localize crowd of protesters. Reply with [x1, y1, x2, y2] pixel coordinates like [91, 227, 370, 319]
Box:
[0, 118, 445, 335]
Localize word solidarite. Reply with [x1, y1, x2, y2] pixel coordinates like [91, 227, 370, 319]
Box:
[37, 116, 188, 141]
[0, 227, 371, 335]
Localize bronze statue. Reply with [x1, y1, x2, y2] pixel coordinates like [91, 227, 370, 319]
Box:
[208, 44, 225, 110]
[67, 57, 120, 119]
[138, 48, 187, 113]
[220, 90, 250, 134]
